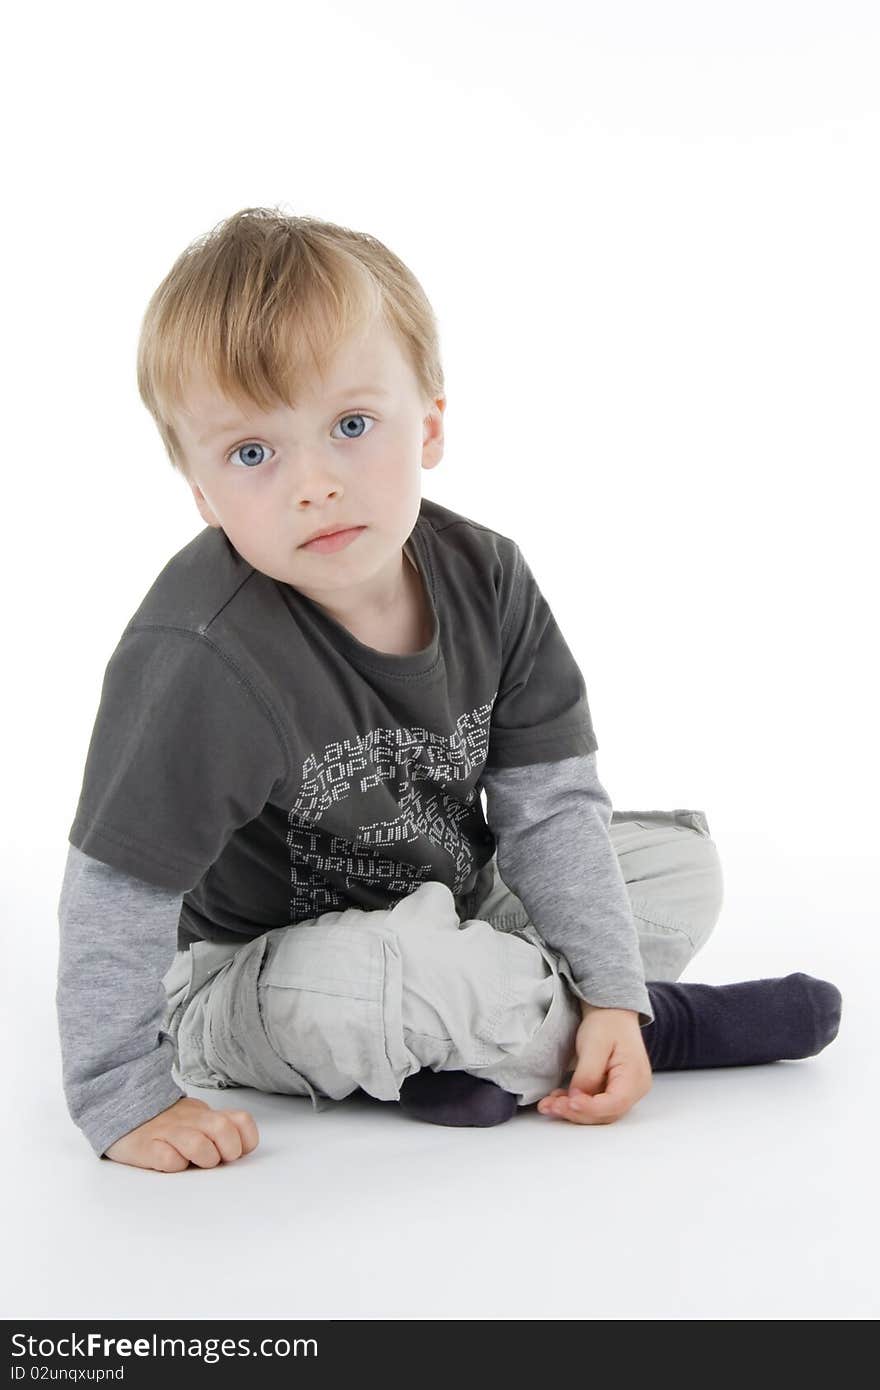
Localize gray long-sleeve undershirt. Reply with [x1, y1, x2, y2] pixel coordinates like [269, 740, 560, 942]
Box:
[481, 755, 652, 1024]
[56, 751, 651, 1158]
[55, 846, 186, 1158]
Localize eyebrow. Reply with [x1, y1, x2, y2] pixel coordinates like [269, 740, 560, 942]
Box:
[197, 385, 391, 445]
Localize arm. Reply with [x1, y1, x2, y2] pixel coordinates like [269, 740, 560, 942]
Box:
[482, 543, 653, 1123]
[55, 842, 187, 1158]
[480, 751, 653, 1027]
[56, 844, 261, 1170]
[481, 752, 654, 1124]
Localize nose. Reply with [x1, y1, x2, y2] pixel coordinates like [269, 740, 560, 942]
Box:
[290, 455, 344, 509]
[298, 481, 341, 507]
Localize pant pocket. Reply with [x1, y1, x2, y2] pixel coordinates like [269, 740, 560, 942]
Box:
[520, 979, 581, 1093]
[473, 967, 581, 1106]
[195, 934, 322, 1103]
[257, 918, 408, 1103]
[471, 927, 581, 1083]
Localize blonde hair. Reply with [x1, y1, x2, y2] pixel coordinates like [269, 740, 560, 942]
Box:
[136, 205, 445, 478]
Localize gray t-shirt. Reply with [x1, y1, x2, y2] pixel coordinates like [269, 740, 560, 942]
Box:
[68, 495, 598, 949]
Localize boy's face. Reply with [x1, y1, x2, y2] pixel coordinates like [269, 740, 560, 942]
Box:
[172, 317, 444, 616]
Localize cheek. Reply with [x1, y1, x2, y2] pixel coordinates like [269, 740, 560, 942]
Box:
[373, 430, 418, 480]
[224, 499, 272, 546]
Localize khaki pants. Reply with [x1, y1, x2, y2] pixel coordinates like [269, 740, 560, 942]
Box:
[160, 808, 723, 1111]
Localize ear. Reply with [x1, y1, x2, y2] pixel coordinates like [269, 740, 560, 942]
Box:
[188, 480, 222, 528]
[422, 396, 445, 472]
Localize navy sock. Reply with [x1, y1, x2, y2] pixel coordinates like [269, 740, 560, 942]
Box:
[396, 1069, 518, 1127]
[642, 972, 843, 1071]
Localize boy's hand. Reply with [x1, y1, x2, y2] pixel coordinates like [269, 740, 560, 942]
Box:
[104, 1096, 259, 1172]
[537, 1005, 652, 1125]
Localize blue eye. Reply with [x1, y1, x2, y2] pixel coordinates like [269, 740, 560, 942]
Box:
[332, 413, 375, 440]
[228, 442, 274, 469]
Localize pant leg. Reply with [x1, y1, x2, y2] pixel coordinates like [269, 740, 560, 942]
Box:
[473, 807, 725, 983]
[387, 883, 581, 1105]
[159, 936, 329, 1103]
[161, 881, 580, 1110]
[608, 808, 724, 980]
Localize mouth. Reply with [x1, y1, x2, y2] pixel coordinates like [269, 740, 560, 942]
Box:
[299, 525, 367, 553]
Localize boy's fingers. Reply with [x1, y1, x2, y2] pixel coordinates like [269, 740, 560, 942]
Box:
[199, 1114, 244, 1162]
[561, 1092, 629, 1125]
[538, 1069, 640, 1123]
[538, 1055, 649, 1121]
[569, 1067, 641, 1121]
[181, 1099, 259, 1157]
[148, 1138, 191, 1173]
[536, 1088, 567, 1111]
[570, 1089, 625, 1115]
[103, 1099, 260, 1171]
[225, 1109, 260, 1153]
[169, 1126, 223, 1168]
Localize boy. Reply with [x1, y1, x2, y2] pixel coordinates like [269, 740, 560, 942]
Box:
[56, 207, 842, 1172]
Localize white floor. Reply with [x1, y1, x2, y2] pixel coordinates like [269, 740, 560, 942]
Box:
[4, 833, 877, 1321]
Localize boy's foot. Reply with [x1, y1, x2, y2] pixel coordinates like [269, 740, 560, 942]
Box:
[642, 972, 842, 1071]
[397, 1069, 518, 1127]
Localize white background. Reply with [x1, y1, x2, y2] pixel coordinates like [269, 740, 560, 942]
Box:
[3, 0, 877, 1323]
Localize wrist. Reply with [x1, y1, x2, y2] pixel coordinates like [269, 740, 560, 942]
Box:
[579, 999, 639, 1019]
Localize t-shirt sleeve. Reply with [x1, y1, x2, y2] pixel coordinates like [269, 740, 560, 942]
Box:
[485, 545, 598, 770]
[68, 625, 289, 893]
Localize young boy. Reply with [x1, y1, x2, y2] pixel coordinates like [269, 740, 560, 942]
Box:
[56, 207, 842, 1172]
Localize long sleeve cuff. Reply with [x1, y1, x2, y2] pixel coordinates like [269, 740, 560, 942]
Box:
[77, 1047, 187, 1159]
[565, 974, 653, 1026]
